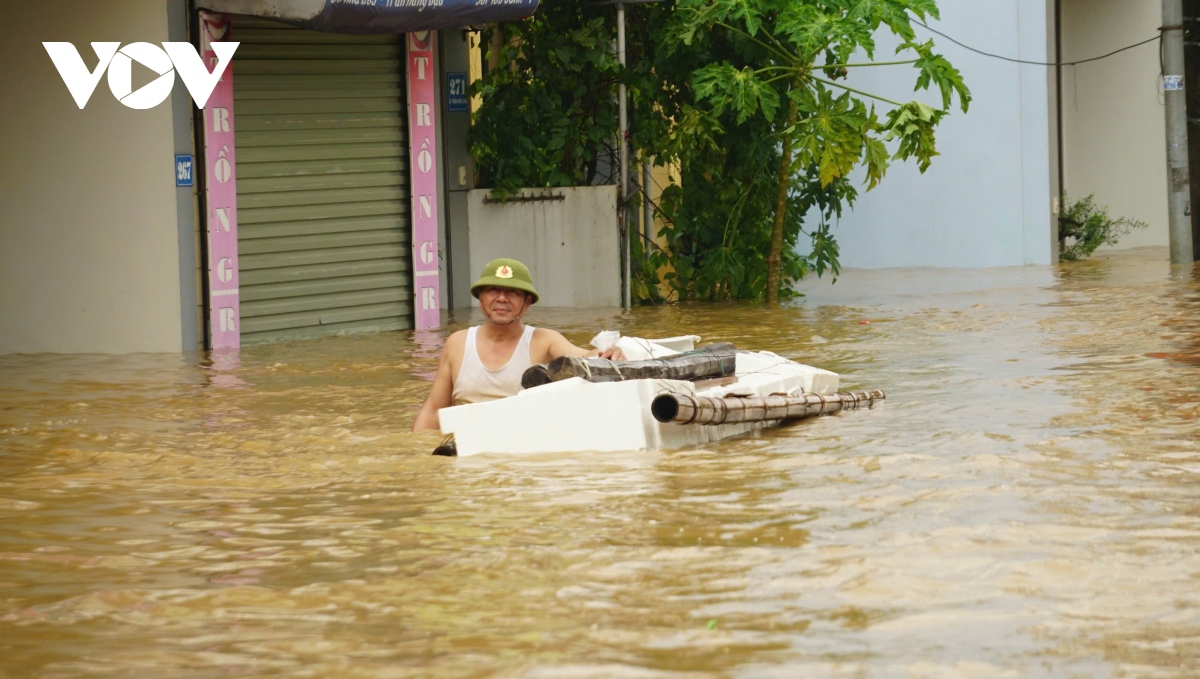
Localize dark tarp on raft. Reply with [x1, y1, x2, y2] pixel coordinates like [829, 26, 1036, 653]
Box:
[198, 0, 539, 33]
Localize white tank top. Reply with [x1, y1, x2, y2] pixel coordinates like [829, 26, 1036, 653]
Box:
[452, 325, 536, 405]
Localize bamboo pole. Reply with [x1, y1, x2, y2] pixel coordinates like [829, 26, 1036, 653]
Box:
[651, 389, 885, 426]
[522, 343, 738, 388]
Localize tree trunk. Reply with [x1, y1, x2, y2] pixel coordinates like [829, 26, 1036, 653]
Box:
[765, 97, 800, 306]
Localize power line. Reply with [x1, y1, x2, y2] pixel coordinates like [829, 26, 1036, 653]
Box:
[913, 20, 1164, 67]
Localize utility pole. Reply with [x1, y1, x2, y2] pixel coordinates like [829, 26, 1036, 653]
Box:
[1164, 0, 1194, 264]
[598, 0, 665, 306]
[1185, 0, 1200, 260]
[618, 1, 630, 308]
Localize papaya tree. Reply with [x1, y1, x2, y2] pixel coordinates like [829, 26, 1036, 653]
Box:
[670, 0, 971, 304]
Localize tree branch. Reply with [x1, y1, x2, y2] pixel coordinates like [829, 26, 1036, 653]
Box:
[715, 21, 797, 64]
[829, 59, 920, 69]
[812, 77, 904, 107]
[760, 25, 798, 61]
[761, 73, 799, 85]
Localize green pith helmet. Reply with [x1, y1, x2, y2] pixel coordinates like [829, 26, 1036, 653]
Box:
[471, 258, 539, 304]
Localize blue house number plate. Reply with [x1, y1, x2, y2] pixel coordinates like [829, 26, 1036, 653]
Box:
[176, 154, 194, 187]
[447, 72, 469, 112]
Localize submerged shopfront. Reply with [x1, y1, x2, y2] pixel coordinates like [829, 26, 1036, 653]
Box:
[194, 0, 538, 348]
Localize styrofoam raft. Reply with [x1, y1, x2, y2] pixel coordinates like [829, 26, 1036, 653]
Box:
[438, 341, 839, 457]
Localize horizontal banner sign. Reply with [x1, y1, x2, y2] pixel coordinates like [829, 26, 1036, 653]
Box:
[198, 0, 539, 33]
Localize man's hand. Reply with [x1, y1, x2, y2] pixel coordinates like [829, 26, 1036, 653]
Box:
[593, 346, 626, 361]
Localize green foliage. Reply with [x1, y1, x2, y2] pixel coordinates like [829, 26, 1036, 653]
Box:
[1058, 195, 1149, 262]
[469, 5, 625, 195]
[468, 0, 968, 302]
[650, 159, 850, 301]
[469, 1, 690, 197]
[630, 222, 667, 304]
[884, 100, 944, 172]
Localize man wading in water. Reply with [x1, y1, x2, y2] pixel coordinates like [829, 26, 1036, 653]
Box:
[412, 258, 624, 431]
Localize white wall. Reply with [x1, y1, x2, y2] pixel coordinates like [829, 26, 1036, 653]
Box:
[0, 0, 187, 354]
[809, 0, 1054, 268]
[1061, 0, 1168, 250]
[467, 186, 620, 308]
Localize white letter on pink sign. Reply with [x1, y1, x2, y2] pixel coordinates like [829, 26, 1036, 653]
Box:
[214, 208, 231, 232]
[407, 31, 440, 329]
[212, 108, 231, 133]
[217, 257, 234, 283]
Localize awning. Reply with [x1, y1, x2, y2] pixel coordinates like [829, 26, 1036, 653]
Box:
[197, 0, 539, 33]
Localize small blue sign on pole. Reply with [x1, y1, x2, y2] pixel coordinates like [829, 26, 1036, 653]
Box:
[447, 72, 469, 112]
[175, 154, 194, 187]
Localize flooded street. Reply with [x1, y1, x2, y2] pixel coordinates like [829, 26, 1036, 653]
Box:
[2, 247, 1199, 677]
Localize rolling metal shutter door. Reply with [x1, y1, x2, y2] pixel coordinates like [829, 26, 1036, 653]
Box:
[233, 16, 412, 344]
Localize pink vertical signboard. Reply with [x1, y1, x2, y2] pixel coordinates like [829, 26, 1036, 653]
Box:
[406, 31, 440, 330]
[202, 12, 241, 350]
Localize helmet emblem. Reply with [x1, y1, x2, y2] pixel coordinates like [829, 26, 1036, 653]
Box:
[496, 265, 513, 279]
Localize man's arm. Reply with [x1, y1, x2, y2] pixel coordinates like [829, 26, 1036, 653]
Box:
[542, 330, 625, 362]
[412, 344, 455, 431]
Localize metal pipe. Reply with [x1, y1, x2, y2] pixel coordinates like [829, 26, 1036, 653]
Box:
[651, 390, 887, 426]
[1163, 0, 1194, 264]
[1184, 0, 1200, 259]
[618, 2, 630, 308]
[190, 0, 212, 351]
[1054, 0, 1064, 262]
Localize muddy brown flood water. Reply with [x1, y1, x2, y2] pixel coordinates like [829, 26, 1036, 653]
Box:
[1, 247, 1199, 678]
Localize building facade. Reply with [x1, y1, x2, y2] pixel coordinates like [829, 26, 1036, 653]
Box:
[2, 0, 195, 353]
[823, 0, 1176, 269]
[0, 0, 534, 354]
[1060, 0, 1171, 252]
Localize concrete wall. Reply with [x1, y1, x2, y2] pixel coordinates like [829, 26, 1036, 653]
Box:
[1061, 0, 1169, 250]
[0, 0, 189, 353]
[810, 0, 1055, 268]
[467, 186, 620, 308]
